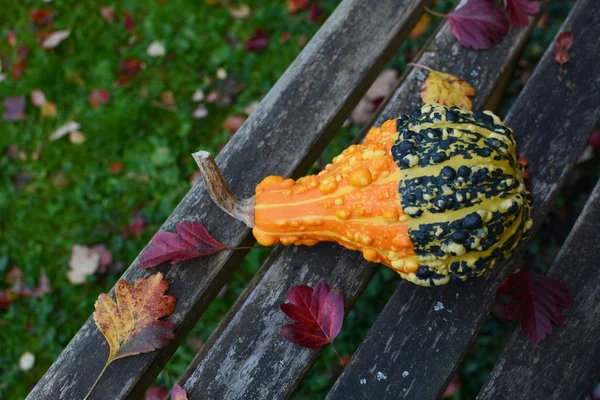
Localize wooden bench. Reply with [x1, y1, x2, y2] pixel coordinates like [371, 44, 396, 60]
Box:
[28, 0, 600, 398]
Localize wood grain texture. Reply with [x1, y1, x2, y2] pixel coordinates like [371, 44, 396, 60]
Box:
[477, 181, 600, 400]
[327, 1, 600, 398]
[26, 1, 428, 398]
[181, 2, 545, 399]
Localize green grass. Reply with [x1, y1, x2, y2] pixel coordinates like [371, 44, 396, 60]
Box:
[0, 0, 586, 399]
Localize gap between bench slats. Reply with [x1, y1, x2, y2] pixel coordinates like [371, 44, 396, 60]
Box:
[26, 1, 429, 398]
[477, 176, 600, 399]
[327, 1, 600, 398]
[180, 2, 543, 398]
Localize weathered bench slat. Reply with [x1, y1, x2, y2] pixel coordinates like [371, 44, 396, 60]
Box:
[181, 2, 544, 398]
[27, 1, 429, 398]
[477, 179, 600, 399]
[327, 1, 600, 398]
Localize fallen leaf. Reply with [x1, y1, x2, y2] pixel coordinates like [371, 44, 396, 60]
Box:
[412, 64, 476, 110]
[410, 14, 431, 39]
[244, 28, 269, 52]
[118, 59, 144, 85]
[172, 384, 188, 400]
[89, 89, 110, 107]
[101, 7, 115, 22]
[11, 46, 29, 80]
[42, 30, 71, 49]
[120, 214, 146, 238]
[145, 386, 168, 400]
[427, 0, 509, 50]
[7, 30, 17, 47]
[89, 273, 175, 399]
[31, 90, 46, 107]
[3, 96, 26, 121]
[50, 171, 70, 189]
[0, 291, 12, 310]
[19, 352, 35, 371]
[244, 100, 259, 116]
[147, 41, 166, 57]
[31, 9, 53, 27]
[192, 104, 208, 119]
[223, 114, 246, 134]
[589, 131, 600, 152]
[280, 281, 345, 349]
[192, 89, 205, 102]
[139, 221, 229, 268]
[504, 0, 539, 28]
[297, 34, 308, 47]
[159, 91, 177, 110]
[216, 68, 227, 80]
[287, 0, 309, 13]
[308, 4, 325, 24]
[229, 4, 250, 19]
[67, 244, 100, 285]
[41, 102, 57, 117]
[109, 162, 124, 174]
[33, 268, 51, 296]
[69, 131, 86, 144]
[124, 11, 135, 33]
[442, 373, 461, 398]
[554, 31, 573, 75]
[498, 269, 571, 344]
[50, 121, 80, 141]
[280, 32, 291, 43]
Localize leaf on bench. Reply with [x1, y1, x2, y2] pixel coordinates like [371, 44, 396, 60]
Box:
[504, 0, 539, 28]
[410, 63, 476, 110]
[497, 270, 572, 344]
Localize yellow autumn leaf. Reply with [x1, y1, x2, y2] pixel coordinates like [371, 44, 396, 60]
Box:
[85, 272, 176, 400]
[412, 64, 476, 110]
[40, 102, 57, 117]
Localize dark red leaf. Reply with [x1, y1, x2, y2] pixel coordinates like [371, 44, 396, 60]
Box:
[109, 162, 124, 174]
[441, 0, 509, 50]
[31, 9, 53, 27]
[124, 11, 135, 33]
[554, 31, 573, 75]
[498, 270, 571, 344]
[244, 28, 269, 52]
[120, 215, 146, 238]
[139, 221, 228, 268]
[308, 4, 325, 24]
[118, 59, 144, 85]
[0, 291, 12, 310]
[89, 89, 110, 107]
[279, 281, 344, 349]
[589, 131, 600, 152]
[3, 96, 26, 121]
[145, 385, 168, 400]
[504, 0, 539, 28]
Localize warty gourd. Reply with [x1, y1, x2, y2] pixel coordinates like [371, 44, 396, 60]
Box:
[194, 103, 532, 287]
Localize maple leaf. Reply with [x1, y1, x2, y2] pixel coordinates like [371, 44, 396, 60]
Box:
[3, 96, 26, 121]
[411, 64, 476, 110]
[88, 272, 175, 398]
[139, 221, 229, 268]
[497, 270, 571, 344]
[244, 28, 269, 52]
[427, 0, 509, 50]
[279, 281, 345, 349]
[554, 31, 573, 75]
[504, 0, 539, 28]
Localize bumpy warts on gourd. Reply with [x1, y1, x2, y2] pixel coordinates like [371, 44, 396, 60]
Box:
[195, 104, 532, 287]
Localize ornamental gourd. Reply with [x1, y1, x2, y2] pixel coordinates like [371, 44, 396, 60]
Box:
[195, 104, 532, 286]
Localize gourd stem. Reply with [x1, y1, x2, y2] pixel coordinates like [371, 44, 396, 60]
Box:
[192, 151, 256, 228]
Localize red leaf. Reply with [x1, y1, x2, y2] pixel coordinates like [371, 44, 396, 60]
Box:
[498, 270, 571, 344]
[89, 89, 111, 107]
[0, 291, 12, 310]
[118, 59, 144, 85]
[437, 0, 509, 50]
[7, 30, 17, 47]
[139, 221, 228, 268]
[145, 386, 168, 400]
[244, 28, 269, 52]
[279, 281, 344, 349]
[504, 0, 539, 28]
[120, 215, 146, 238]
[31, 9, 53, 27]
[308, 4, 325, 24]
[554, 31, 573, 75]
[287, 0, 309, 13]
[124, 11, 135, 33]
[589, 131, 600, 152]
[3, 96, 26, 121]
[172, 384, 188, 400]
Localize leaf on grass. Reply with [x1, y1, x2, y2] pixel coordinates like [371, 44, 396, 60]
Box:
[94, 272, 176, 362]
[101, 7, 115, 22]
[42, 30, 71, 49]
[554, 31, 573, 75]
[31, 90, 47, 107]
[244, 28, 269, 52]
[147, 41, 166, 57]
[31, 9, 53, 27]
[139, 221, 228, 268]
[11, 46, 29, 80]
[412, 64, 476, 110]
[504, 0, 539, 28]
[89, 89, 110, 107]
[223, 114, 246, 134]
[497, 269, 571, 344]
[41, 102, 57, 117]
[124, 11, 135, 33]
[118, 59, 144, 85]
[50, 121, 80, 141]
[279, 281, 344, 348]
[229, 5, 251, 19]
[308, 4, 325, 24]
[287, 0, 309, 13]
[172, 384, 189, 400]
[3, 96, 26, 121]
[430, 0, 509, 50]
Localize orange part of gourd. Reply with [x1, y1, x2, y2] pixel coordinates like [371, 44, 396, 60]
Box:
[252, 119, 419, 274]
